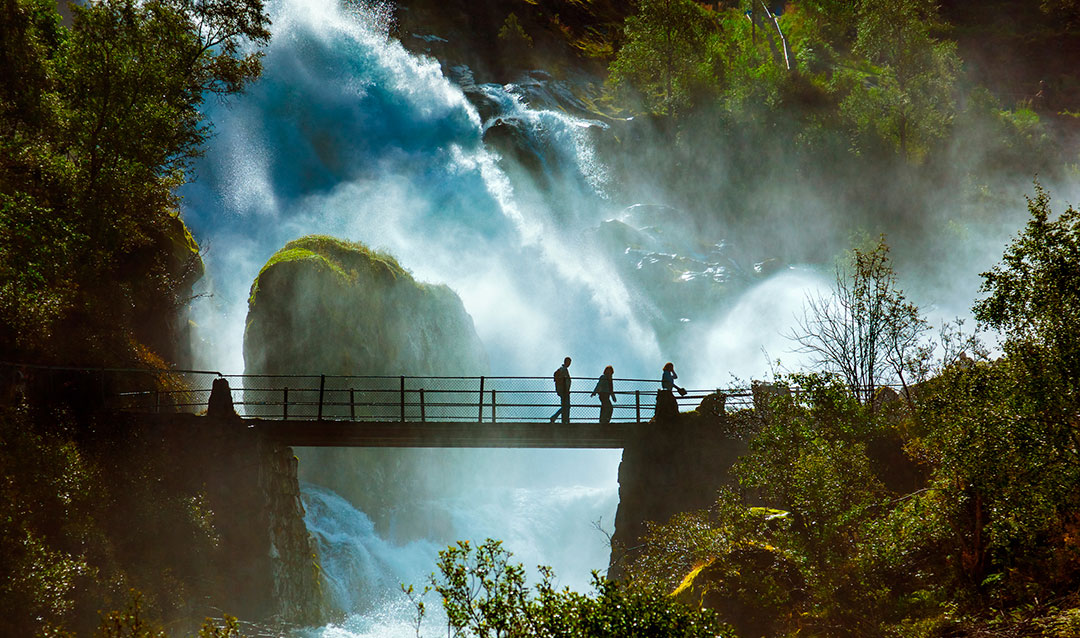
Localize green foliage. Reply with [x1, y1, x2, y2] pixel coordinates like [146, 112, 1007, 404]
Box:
[624, 185, 1080, 635]
[498, 13, 533, 51]
[249, 235, 406, 305]
[908, 357, 1080, 599]
[624, 491, 801, 637]
[95, 592, 165, 638]
[196, 615, 246, 638]
[975, 183, 1080, 387]
[839, 0, 960, 161]
[0, 407, 98, 637]
[607, 0, 714, 114]
[419, 538, 726, 638]
[0, 0, 269, 364]
[0, 401, 266, 635]
[93, 592, 248, 638]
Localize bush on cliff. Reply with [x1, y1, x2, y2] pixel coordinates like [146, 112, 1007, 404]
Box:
[0, 406, 235, 636]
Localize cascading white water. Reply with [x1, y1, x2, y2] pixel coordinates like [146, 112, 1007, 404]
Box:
[300, 480, 618, 636]
[181, 0, 673, 378]
[179, 0, 830, 631]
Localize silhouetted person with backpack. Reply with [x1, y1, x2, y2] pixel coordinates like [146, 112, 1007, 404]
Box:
[550, 357, 572, 423]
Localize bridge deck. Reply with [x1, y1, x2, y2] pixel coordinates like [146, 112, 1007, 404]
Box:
[247, 419, 646, 448]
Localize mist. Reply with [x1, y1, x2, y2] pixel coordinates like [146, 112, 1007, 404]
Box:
[181, 0, 830, 387]
[176, 0, 1079, 631]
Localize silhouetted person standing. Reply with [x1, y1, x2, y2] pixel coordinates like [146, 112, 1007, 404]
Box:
[591, 365, 617, 424]
[550, 357, 572, 423]
[657, 361, 684, 421]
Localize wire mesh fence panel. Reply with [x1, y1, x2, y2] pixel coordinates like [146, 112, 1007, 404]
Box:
[99, 369, 218, 414]
[158, 370, 217, 413]
[329, 375, 409, 422]
[0, 360, 764, 423]
[0, 365, 223, 415]
[235, 375, 325, 419]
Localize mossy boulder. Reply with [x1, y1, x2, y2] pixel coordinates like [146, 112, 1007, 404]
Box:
[244, 235, 487, 377]
[243, 236, 489, 541]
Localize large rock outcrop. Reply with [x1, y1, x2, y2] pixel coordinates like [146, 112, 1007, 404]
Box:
[245, 235, 487, 377]
[243, 235, 489, 539]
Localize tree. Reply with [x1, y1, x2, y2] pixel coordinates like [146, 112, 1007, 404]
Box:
[497, 13, 532, 51]
[971, 181, 1080, 473]
[790, 236, 927, 404]
[607, 0, 713, 114]
[974, 182, 1080, 388]
[840, 0, 960, 161]
[0, 0, 269, 364]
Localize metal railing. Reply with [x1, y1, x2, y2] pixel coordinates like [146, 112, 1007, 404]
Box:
[1, 362, 758, 423]
[210, 374, 747, 423]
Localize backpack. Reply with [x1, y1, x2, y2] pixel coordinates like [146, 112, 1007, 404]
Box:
[553, 367, 568, 393]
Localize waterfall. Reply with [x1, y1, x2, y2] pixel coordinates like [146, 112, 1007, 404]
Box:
[180, 0, 673, 379]
[300, 481, 618, 636]
[178, 0, 828, 629]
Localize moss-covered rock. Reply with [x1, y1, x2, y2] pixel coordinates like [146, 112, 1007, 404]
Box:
[244, 235, 487, 377]
[243, 236, 489, 542]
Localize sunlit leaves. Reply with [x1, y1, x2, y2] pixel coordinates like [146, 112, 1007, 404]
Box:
[420, 538, 725, 638]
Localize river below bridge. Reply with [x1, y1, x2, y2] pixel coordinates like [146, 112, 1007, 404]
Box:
[297, 455, 620, 636]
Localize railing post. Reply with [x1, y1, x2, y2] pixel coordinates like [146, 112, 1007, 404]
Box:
[350, 388, 355, 421]
[155, 390, 160, 414]
[400, 376, 406, 422]
[635, 390, 641, 423]
[283, 387, 289, 420]
[477, 376, 485, 423]
[317, 375, 326, 421]
[491, 389, 496, 423]
[420, 388, 426, 423]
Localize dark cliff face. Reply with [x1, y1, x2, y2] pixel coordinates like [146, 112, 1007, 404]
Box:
[242, 235, 490, 540]
[609, 395, 748, 580]
[392, 0, 626, 83]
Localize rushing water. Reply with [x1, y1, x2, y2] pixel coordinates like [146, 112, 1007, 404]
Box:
[299, 480, 618, 636]
[178, 0, 830, 631]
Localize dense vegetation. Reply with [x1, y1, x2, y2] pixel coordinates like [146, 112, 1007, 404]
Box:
[1, 0, 270, 634]
[406, 539, 728, 638]
[0, 0, 268, 365]
[403, 0, 1078, 267]
[2, 0, 1079, 635]
[597, 0, 1078, 265]
[616, 189, 1080, 636]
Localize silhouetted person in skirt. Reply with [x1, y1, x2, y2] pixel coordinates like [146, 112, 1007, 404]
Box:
[591, 365, 616, 424]
[656, 362, 684, 421]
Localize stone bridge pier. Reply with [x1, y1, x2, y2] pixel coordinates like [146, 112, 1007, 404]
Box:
[608, 402, 747, 580]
